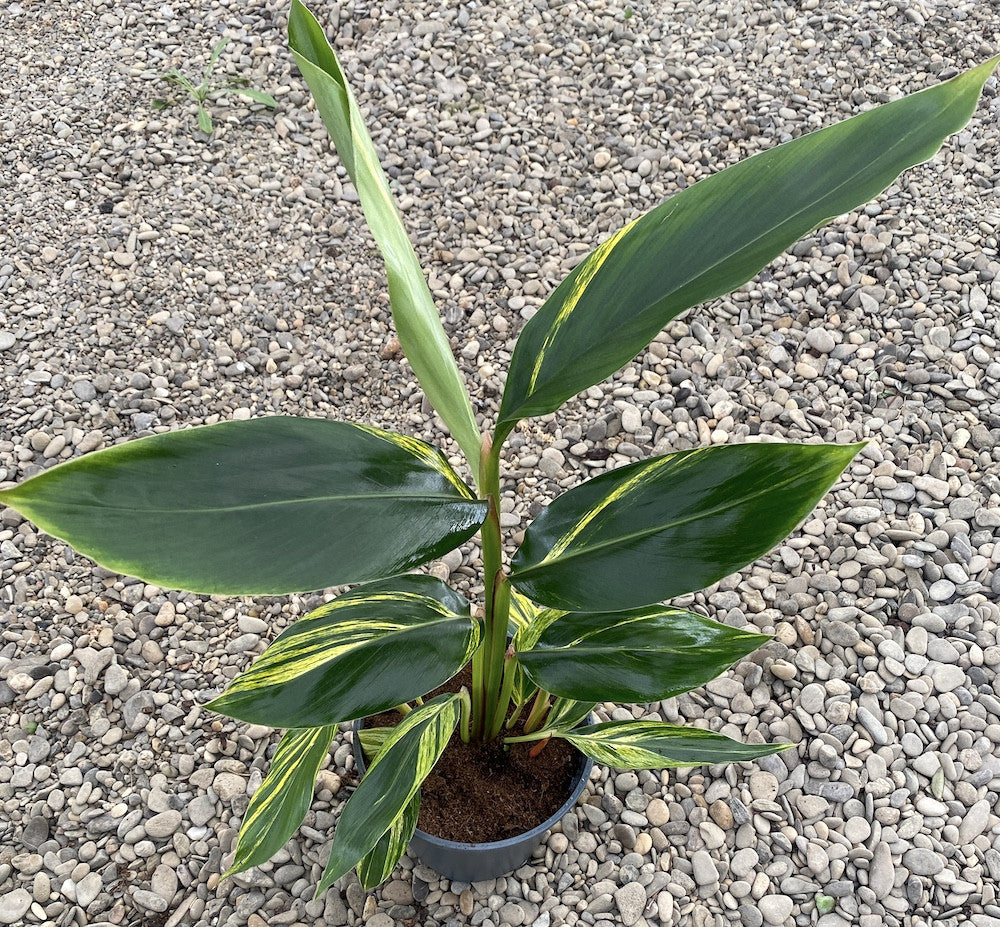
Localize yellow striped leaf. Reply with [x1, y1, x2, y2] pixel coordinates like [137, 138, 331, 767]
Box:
[510, 442, 862, 611]
[207, 576, 479, 728]
[517, 607, 770, 703]
[560, 721, 794, 769]
[497, 57, 999, 428]
[288, 1, 482, 482]
[225, 725, 336, 877]
[317, 693, 460, 893]
[357, 794, 420, 889]
[0, 417, 487, 595]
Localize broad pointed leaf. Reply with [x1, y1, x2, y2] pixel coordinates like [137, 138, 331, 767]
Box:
[356, 794, 420, 889]
[207, 575, 479, 728]
[510, 441, 862, 611]
[288, 0, 482, 480]
[225, 725, 336, 877]
[560, 721, 793, 769]
[517, 607, 769, 703]
[0, 417, 487, 595]
[317, 694, 460, 893]
[497, 57, 999, 428]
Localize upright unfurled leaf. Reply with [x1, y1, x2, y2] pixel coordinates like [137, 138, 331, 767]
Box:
[288, 0, 482, 481]
[510, 441, 862, 611]
[357, 794, 420, 890]
[0, 417, 487, 595]
[560, 721, 793, 769]
[497, 57, 999, 429]
[317, 694, 460, 893]
[516, 607, 769, 703]
[225, 726, 337, 877]
[207, 575, 480, 727]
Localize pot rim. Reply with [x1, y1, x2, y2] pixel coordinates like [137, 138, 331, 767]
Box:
[352, 715, 595, 851]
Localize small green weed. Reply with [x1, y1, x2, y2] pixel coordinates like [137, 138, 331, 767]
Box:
[154, 37, 277, 134]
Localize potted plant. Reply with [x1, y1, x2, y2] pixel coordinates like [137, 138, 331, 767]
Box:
[0, 0, 995, 895]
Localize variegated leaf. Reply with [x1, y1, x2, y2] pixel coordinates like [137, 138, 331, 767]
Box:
[225, 725, 336, 876]
[288, 1, 482, 479]
[0, 417, 487, 595]
[560, 721, 793, 769]
[516, 607, 769, 703]
[207, 576, 479, 728]
[317, 694, 460, 893]
[497, 57, 1000, 428]
[544, 697, 596, 733]
[357, 794, 420, 889]
[511, 442, 862, 611]
[508, 592, 563, 707]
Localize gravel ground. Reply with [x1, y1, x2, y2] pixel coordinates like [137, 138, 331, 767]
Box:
[2, 1, 999, 926]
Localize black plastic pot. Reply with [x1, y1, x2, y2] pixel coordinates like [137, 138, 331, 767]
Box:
[352, 717, 594, 883]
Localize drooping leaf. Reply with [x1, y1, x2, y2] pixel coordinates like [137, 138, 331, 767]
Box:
[225, 725, 336, 877]
[317, 694, 460, 893]
[510, 441, 862, 611]
[356, 794, 420, 889]
[560, 721, 793, 769]
[288, 0, 482, 481]
[517, 607, 769, 703]
[0, 417, 487, 595]
[207, 575, 479, 728]
[497, 57, 1000, 429]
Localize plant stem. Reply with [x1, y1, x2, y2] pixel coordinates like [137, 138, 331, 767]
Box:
[503, 728, 554, 745]
[487, 646, 518, 740]
[523, 688, 550, 733]
[471, 434, 510, 742]
[457, 687, 472, 744]
[393, 702, 413, 717]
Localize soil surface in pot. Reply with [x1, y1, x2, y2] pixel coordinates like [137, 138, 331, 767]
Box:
[364, 665, 582, 843]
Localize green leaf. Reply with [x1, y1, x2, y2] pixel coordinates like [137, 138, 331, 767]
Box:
[356, 793, 420, 889]
[544, 697, 596, 733]
[317, 693, 460, 893]
[0, 417, 487, 596]
[357, 726, 393, 763]
[225, 725, 336, 877]
[510, 441, 862, 611]
[288, 0, 482, 482]
[207, 575, 480, 727]
[197, 104, 213, 134]
[508, 592, 563, 706]
[560, 720, 793, 769]
[497, 57, 1000, 428]
[207, 37, 230, 78]
[517, 607, 769, 703]
[219, 87, 278, 107]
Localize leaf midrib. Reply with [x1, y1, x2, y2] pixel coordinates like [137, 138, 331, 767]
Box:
[520, 85, 956, 408]
[14, 491, 483, 516]
[513, 466, 815, 578]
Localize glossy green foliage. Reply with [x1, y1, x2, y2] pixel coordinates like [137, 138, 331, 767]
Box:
[357, 795, 421, 890]
[561, 721, 795, 769]
[511, 442, 863, 611]
[1, 5, 994, 894]
[516, 607, 770, 703]
[497, 56, 1000, 429]
[208, 575, 480, 727]
[225, 726, 337, 876]
[318, 694, 460, 893]
[0, 418, 487, 595]
[288, 0, 482, 480]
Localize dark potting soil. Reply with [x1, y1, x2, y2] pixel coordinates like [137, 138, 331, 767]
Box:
[364, 665, 582, 844]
